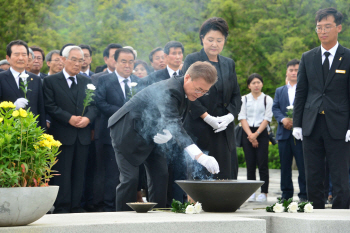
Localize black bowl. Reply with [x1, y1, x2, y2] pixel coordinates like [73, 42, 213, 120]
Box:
[126, 202, 158, 213]
[175, 180, 264, 212]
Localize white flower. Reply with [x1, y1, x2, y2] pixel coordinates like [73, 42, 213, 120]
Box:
[304, 203, 314, 213]
[273, 203, 284, 213]
[194, 202, 202, 213]
[287, 202, 299, 213]
[19, 73, 29, 79]
[286, 105, 294, 110]
[130, 82, 138, 87]
[87, 84, 96, 90]
[185, 205, 195, 214]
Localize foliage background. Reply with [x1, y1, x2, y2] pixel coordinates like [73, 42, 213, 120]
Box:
[1, 0, 349, 164]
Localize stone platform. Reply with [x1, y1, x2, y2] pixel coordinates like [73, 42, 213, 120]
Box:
[1, 210, 350, 233]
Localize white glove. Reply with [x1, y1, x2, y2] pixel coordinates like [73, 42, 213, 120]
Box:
[345, 130, 350, 142]
[197, 154, 220, 174]
[203, 114, 220, 130]
[153, 129, 172, 144]
[215, 113, 234, 133]
[14, 98, 28, 110]
[292, 127, 303, 141]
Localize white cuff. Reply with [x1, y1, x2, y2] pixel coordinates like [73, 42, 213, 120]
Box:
[185, 144, 202, 160]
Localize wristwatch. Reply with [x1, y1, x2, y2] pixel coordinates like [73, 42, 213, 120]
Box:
[256, 131, 260, 135]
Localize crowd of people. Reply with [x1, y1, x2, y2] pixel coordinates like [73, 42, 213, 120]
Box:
[0, 7, 349, 213]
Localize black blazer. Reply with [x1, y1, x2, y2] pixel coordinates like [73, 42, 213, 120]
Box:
[95, 72, 140, 144]
[43, 71, 98, 145]
[89, 70, 95, 77]
[108, 76, 192, 166]
[40, 73, 47, 80]
[139, 68, 170, 87]
[294, 44, 350, 139]
[0, 69, 46, 129]
[181, 48, 241, 151]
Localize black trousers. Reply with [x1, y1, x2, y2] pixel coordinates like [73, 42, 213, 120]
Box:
[115, 147, 168, 211]
[278, 134, 307, 199]
[92, 139, 105, 209]
[103, 144, 120, 211]
[52, 139, 89, 213]
[242, 127, 269, 193]
[303, 114, 350, 209]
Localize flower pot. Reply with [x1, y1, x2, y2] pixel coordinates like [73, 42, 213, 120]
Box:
[0, 186, 59, 227]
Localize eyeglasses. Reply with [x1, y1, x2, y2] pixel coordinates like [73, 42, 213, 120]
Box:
[51, 59, 62, 63]
[315, 25, 336, 33]
[120, 60, 134, 65]
[67, 58, 84, 64]
[33, 56, 43, 61]
[84, 55, 91, 58]
[192, 81, 209, 96]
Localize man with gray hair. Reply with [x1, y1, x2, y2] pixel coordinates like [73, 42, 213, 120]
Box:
[43, 45, 98, 214]
[46, 50, 64, 75]
[0, 59, 10, 71]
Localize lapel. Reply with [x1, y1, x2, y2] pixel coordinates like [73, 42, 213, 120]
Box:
[199, 49, 219, 92]
[56, 72, 77, 104]
[324, 44, 345, 89]
[164, 69, 170, 79]
[4, 69, 22, 98]
[111, 73, 125, 101]
[76, 74, 86, 107]
[313, 46, 324, 89]
[282, 85, 290, 106]
[26, 72, 34, 101]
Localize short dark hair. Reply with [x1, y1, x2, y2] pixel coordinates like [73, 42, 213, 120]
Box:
[6, 40, 29, 57]
[199, 17, 229, 46]
[30, 46, 45, 61]
[60, 43, 75, 56]
[79, 44, 93, 56]
[164, 41, 184, 55]
[286, 59, 300, 69]
[103, 43, 123, 58]
[247, 73, 263, 86]
[149, 47, 163, 62]
[315, 8, 343, 25]
[95, 64, 107, 73]
[114, 48, 135, 62]
[134, 60, 150, 75]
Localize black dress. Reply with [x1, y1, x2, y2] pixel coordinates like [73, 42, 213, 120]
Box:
[182, 48, 241, 179]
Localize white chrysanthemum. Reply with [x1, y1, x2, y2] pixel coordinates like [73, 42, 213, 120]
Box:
[286, 105, 294, 110]
[19, 73, 29, 79]
[273, 203, 284, 213]
[87, 84, 96, 90]
[287, 202, 299, 213]
[304, 203, 314, 213]
[185, 205, 195, 214]
[130, 82, 138, 87]
[194, 202, 202, 213]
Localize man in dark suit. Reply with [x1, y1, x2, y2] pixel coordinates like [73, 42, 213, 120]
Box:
[29, 46, 47, 80]
[88, 43, 123, 212]
[148, 47, 166, 73]
[272, 59, 307, 202]
[0, 40, 46, 129]
[79, 44, 94, 77]
[108, 61, 220, 211]
[293, 8, 350, 209]
[43, 45, 98, 213]
[95, 48, 139, 211]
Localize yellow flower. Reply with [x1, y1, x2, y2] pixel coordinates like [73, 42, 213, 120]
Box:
[8, 102, 16, 108]
[12, 110, 19, 117]
[52, 140, 62, 147]
[0, 117, 3, 123]
[19, 108, 27, 118]
[0, 102, 9, 108]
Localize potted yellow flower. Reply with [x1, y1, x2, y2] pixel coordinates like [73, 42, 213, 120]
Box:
[0, 101, 61, 227]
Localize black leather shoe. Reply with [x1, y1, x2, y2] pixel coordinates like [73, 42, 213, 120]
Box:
[298, 197, 308, 203]
[71, 207, 87, 213]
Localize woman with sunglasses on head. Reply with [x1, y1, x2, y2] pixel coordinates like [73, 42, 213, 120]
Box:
[182, 17, 241, 180]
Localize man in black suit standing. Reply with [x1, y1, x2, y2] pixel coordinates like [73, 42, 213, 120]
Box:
[43, 45, 98, 213]
[95, 48, 139, 211]
[293, 8, 350, 209]
[79, 44, 95, 77]
[29, 46, 47, 80]
[0, 40, 46, 129]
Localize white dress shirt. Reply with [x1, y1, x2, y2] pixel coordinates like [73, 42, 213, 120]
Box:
[63, 68, 77, 88]
[10, 67, 26, 88]
[80, 68, 90, 77]
[321, 41, 339, 68]
[167, 65, 180, 77]
[287, 82, 297, 106]
[238, 93, 273, 127]
[115, 71, 131, 98]
[107, 68, 113, 73]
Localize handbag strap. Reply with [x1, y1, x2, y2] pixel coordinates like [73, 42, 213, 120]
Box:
[263, 95, 272, 132]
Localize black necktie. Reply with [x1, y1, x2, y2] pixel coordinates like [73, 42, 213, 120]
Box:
[123, 79, 131, 101]
[172, 72, 177, 77]
[69, 77, 78, 98]
[18, 75, 25, 96]
[323, 52, 330, 84]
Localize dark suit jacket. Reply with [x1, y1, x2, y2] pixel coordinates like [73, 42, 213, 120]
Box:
[181, 48, 241, 152]
[39, 72, 47, 80]
[108, 76, 192, 166]
[0, 69, 46, 129]
[89, 70, 95, 77]
[272, 85, 293, 140]
[0, 69, 4, 72]
[95, 72, 140, 144]
[43, 71, 98, 145]
[294, 44, 350, 139]
[139, 68, 170, 87]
